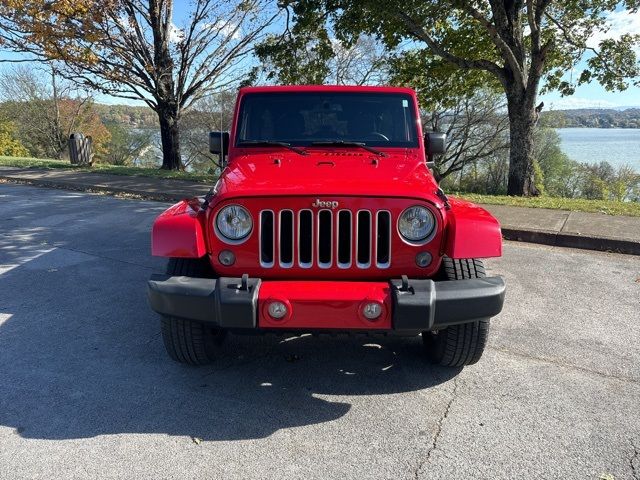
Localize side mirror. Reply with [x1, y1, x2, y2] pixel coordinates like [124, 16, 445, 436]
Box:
[425, 132, 447, 155]
[209, 131, 230, 156]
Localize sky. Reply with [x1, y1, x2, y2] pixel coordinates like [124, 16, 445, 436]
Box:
[0, 4, 639, 110]
[540, 84, 640, 110]
[540, 8, 640, 109]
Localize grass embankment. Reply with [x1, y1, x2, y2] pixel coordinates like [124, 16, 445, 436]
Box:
[458, 193, 640, 217]
[0, 156, 216, 184]
[2, 155, 639, 217]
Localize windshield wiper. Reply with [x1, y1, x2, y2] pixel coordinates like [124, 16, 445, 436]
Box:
[237, 140, 307, 156]
[310, 141, 387, 157]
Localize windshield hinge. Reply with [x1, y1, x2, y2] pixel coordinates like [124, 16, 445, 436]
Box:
[436, 188, 451, 210]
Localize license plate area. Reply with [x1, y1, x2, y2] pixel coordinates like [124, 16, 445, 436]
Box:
[258, 281, 392, 330]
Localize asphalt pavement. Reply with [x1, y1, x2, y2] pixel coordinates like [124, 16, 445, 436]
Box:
[1, 183, 639, 480]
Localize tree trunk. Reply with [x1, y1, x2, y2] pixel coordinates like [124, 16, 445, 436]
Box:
[158, 106, 182, 170]
[505, 90, 539, 196]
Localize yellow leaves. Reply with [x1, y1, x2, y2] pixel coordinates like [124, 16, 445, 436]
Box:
[1, 0, 114, 61]
[0, 121, 30, 157]
[80, 46, 99, 65]
[83, 32, 101, 43]
[59, 99, 112, 155]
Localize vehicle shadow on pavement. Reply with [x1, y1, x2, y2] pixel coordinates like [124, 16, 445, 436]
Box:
[0, 185, 458, 442]
[0, 252, 458, 442]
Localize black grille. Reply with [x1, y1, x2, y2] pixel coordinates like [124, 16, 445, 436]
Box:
[318, 210, 332, 267]
[337, 211, 352, 267]
[279, 210, 294, 266]
[376, 211, 391, 266]
[260, 211, 274, 266]
[299, 210, 313, 266]
[357, 211, 371, 267]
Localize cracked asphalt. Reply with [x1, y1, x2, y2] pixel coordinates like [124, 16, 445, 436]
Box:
[1, 183, 639, 480]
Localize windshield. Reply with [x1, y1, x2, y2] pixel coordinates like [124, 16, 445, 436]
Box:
[235, 92, 419, 148]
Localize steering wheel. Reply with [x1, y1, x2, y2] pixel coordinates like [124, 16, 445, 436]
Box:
[364, 132, 390, 141]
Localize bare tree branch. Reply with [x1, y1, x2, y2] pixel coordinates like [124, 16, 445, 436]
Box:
[0, 0, 281, 169]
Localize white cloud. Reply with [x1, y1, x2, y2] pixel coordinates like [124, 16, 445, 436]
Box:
[202, 20, 242, 41]
[544, 96, 622, 110]
[169, 23, 184, 44]
[587, 10, 640, 51]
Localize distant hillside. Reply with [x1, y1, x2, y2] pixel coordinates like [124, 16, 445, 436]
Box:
[94, 103, 157, 129]
[542, 108, 640, 128]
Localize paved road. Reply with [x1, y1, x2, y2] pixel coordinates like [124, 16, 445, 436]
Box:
[0, 183, 639, 480]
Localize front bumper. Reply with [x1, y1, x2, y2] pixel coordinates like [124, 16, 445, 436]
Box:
[147, 275, 505, 334]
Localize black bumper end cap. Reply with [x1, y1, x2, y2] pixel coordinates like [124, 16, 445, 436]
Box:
[391, 276, 506, 332]
[147, 274, 260, 328]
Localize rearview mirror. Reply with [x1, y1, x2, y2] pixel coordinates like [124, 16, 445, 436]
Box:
[425, 132, 447, 155]
[209, 131, 230, 156]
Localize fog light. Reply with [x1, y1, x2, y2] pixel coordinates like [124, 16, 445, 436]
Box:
[218, 250, 235, 266]
[415, 252, 432, 268]
[362, 302, 382, 320]
[268, 301, 288, 319]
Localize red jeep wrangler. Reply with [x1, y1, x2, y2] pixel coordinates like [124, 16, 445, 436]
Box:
[147, 86, 505, 367]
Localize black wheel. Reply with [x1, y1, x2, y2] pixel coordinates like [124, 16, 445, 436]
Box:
[423, 258, 490, 367]
[160, 257, 226, 365]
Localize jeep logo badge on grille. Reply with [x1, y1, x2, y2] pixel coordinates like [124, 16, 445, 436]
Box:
[311, 199, 339, 209]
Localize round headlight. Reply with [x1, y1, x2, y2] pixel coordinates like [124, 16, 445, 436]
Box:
[216, 205, 253, 241]
[399, 206, 436, 242]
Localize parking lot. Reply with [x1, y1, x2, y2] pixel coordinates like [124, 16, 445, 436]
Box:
[1, 183, 639, 480]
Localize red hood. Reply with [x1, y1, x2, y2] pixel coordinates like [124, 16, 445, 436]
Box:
[214, 149, 440, 202]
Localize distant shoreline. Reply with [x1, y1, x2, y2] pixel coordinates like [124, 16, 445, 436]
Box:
[542, 108, 640, 129]
[552, 126, 640, 129]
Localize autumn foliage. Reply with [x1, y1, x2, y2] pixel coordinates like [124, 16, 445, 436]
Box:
[0, 0, 278, 170]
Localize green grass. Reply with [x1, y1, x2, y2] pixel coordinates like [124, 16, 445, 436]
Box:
[0, 156, 217, 183]
[457, 192, 640, 217]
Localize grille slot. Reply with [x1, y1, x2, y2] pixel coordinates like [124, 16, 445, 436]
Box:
[317, 210, 333, 267]
[260, 211, 274, 267]
[356, 211, 371, 268]
[376, 211, 391, 267]
[298, 210, 313, 267]
[337, 210, 352, 268]
[259, 207, 389, 270]
[279, 210, 294, 267]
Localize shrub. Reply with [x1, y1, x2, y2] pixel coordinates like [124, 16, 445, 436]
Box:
[0, 121, 29, 157]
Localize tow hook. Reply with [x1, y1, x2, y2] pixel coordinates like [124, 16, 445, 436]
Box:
[237, 274, 250, 291]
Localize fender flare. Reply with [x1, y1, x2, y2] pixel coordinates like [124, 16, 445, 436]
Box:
[443, 198, 502, 259]
[151, 199, 207, 258]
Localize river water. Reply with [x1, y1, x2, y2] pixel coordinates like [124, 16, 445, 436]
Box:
[556, 128, 640, 172]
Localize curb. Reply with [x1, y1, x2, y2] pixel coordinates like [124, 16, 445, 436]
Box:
[502, 227, 640, 256]
[2, 174, 638, 256]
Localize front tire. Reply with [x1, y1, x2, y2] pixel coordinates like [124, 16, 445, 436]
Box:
[423, 258, 490, 367]
[160, 257, 225, 365]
